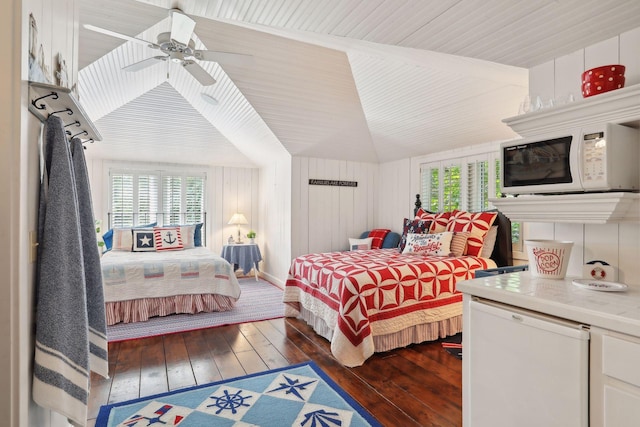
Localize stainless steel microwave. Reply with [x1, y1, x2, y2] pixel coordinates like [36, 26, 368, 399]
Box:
[500, 123, 639, 195]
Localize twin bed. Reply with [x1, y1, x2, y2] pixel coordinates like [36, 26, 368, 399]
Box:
[100, 221, 241, 326]
[284, 196, 513, 366]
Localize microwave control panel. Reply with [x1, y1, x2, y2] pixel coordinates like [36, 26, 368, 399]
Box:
[581, 131, 606, 183]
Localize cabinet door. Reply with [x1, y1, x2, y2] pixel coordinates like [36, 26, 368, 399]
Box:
[604, 386, 640, 427]
[590, 327, 640, 427]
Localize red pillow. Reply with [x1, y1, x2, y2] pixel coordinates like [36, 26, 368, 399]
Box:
[414, 208, 451, 233]
[445, 210, 498, 257]
[368, 229, 391, 249]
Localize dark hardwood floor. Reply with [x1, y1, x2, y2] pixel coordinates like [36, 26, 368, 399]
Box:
[88, 317, 462, 426]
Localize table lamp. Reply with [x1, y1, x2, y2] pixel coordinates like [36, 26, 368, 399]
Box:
[228, 213, 248, 243]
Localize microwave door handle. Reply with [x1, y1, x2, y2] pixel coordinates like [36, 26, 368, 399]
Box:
[575, 137, 583, 187]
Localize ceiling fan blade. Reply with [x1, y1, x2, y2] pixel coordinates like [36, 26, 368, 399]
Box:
[169, 9, 196, 46]
[193, 49, 255, 67]
[123, 56, 166, 72]
[83, 24, 160, 49]
[182, 60, 216, 86]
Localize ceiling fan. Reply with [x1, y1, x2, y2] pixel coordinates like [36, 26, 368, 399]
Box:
[84, 8, 254, 86]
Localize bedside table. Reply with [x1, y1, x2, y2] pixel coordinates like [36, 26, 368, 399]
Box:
[221, 243, 262, 281]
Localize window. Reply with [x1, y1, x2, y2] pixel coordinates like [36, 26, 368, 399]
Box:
[109, 168, 205, 228]
[420, 152, 522, 249]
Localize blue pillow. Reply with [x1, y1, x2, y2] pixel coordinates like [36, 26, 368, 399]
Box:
[102, 222, 157, 251]
[193, 223, 204, 247]
[102, 228, 114, 251]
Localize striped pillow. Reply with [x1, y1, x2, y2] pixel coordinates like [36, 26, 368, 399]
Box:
[450, 231, 470, 257]
[153, 227, 184, 251]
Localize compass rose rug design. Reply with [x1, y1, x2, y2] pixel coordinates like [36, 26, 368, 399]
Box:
[96, 362, 381, 427]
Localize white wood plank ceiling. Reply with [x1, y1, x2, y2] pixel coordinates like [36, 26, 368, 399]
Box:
[78, 0, 640, 165]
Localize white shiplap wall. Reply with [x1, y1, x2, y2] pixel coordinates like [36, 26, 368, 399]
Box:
[525, 26, 640, 286]
[291, 157, 379, 258]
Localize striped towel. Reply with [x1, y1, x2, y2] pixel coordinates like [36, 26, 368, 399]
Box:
[32, 116, 94, 426]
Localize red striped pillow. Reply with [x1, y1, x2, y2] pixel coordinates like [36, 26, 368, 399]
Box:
[368, 229, 391, 249]
[445, 210, 498, 257]
[153, 227, 184, 251]
[450, 231, 470, 257]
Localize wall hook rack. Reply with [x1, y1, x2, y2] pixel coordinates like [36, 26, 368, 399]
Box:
[28, 81, 102, 142]
[70, 130, 88, 139]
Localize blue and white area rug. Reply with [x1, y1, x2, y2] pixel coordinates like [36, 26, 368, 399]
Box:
[96, 362, 381, 427]
[107, 278, 284, 342]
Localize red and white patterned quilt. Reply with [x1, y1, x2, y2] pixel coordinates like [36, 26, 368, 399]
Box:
[284, 248, 496, 366]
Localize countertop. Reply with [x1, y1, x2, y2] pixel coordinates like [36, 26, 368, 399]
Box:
[457, 271, 640, 338]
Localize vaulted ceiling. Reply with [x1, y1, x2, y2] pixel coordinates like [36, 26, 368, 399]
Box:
[78, 0, 640, 167]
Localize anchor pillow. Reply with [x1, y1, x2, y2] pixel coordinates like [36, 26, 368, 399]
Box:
[153, 226, 184, 251]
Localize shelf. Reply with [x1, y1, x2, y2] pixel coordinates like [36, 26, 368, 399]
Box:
[28, 81, 101, 142]
[503, 83, 640, 137]
[490, 193, 640, 224]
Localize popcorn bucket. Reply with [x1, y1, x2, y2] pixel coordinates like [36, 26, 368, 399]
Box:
[525, 240, 573, 279]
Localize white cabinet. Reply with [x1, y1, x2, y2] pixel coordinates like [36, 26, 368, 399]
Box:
[590, 327, 640, 427]
[464, 297, 589, 427]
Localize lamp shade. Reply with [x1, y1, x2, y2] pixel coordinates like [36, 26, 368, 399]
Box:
[228, 213, 248, 225]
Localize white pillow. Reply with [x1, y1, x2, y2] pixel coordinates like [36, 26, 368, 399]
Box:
[178, 225, 196, 249]
[111, 228, 133, 251]
[402, 232, 453, 256]
[480, 226, 498, 258]
[348, 237, 373, 251]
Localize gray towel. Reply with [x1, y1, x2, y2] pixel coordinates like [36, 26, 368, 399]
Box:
[70, 138, 108, 378]
[33, 116, 89, 426]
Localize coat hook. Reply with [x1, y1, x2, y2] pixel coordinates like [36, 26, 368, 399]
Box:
[31, 91, 58, 110]
[81, 138, 94, 144]
[71, 130, 88, 139]
[49, 107, 73, 117]
[64, 120, 81, 128]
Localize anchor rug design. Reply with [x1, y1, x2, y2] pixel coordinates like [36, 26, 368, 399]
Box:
[96, 362, 381, 427]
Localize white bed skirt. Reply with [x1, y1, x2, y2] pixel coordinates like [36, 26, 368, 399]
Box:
[289, 305, 462, 353]
[106, 293, 237, 325]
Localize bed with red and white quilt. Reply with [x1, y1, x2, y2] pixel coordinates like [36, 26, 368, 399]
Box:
[284, 204, 513, 366]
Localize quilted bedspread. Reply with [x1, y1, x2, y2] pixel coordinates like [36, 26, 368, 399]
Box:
[284, 248, 496, 366]
[101, 247, 241, 303]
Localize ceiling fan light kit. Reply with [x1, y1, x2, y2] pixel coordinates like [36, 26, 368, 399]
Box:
[83, 8, 253, 87]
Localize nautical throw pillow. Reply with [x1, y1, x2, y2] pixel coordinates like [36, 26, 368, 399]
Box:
[132, 228, 155, 252]
[153, 227, 184, 251]
[402, 232, 453, 256]
[349, 237, 373, 251]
